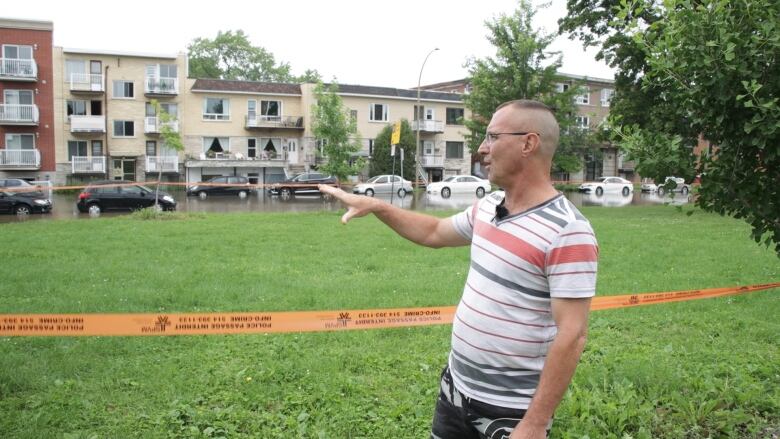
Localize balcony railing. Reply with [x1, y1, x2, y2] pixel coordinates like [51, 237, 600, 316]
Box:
[69, 73, 104, 92]
[0, 149, 40, 168]
[145, 77, 178, 95]
[0, 58, 37, 80]
[71, 156, 106, 174]
[420, 155, 444, 167]
[0, 104, 39, 125]
[144, 117, 179, 133]
[146, 155, 179, 173]
[70, 115, 106, 133]
[245, 115, 304, 129]
[412, 120, 444, 133]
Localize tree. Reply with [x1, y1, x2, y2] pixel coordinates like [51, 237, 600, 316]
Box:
[563, 0, 780, 255]
[150, 100, 184, 209]
[188, 30, 295, 82]
[369, 120, 416, 181]
[464, 0, 596, 175]
[310, 82, 364, 181]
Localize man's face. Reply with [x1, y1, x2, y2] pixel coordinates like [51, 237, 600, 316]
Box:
[477, 106, 529, 186]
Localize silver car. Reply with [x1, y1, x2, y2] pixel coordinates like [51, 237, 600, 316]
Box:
[353, 175, 413, 197]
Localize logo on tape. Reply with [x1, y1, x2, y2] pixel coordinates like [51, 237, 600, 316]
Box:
[337, 312, 351, 327]
[142, 315, 171, 333]
[629, 295, 639, 305]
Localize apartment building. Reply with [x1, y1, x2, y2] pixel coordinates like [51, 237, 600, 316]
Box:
[52, 48, 187, 184]
[0, 18, 55, 182]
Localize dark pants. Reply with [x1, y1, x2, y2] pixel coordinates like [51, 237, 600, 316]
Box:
[430, 366, 548, 439]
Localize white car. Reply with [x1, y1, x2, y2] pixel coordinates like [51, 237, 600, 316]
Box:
[426, 175, 491, 198]
[352, 175, 413, 197]
[578, 176, 634, 196]
[641, 177, 690, 195]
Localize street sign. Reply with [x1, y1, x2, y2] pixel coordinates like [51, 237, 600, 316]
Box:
[391, 121, 401, 145]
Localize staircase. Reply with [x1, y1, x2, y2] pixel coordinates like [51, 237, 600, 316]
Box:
[416, 162, 429, 187]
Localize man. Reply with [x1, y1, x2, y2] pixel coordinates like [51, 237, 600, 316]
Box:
[319, 100, 598, 439]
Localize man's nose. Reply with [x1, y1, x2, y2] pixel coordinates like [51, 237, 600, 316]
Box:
[477, 138, 489, 155]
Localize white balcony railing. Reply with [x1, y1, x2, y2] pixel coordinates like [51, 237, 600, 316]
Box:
[0, 104, 39, 124]
[144, 117, 179, 133]
[420, 155, 444, 167]
[71, 156, 106, 174]
[146, 155, 179, 173]
[145, 77, 178, 95]
[69, 73, 104, 92]
[0, 58, 37, 79]
[70, 115, 106, 133]
[0, 149, 40, 168]
[245, 115, 304, 129]
[412, 120, 444, 133]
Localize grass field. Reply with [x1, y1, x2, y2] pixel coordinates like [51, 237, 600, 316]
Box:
[1, 205, 778, 438]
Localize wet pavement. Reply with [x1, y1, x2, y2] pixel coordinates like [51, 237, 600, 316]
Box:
[0, 189, 692, 224]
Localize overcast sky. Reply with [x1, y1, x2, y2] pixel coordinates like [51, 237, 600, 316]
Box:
[3, 0, 614, 89]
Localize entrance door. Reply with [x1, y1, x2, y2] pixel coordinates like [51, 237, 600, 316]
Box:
[112, 158, 136, 181]
[286, 139, 298, 164]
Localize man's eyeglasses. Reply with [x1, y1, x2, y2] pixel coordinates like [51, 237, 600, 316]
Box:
[483, 131, 536, 146]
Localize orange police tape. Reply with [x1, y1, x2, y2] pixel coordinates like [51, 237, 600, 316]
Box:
[1, 283, 778, 337]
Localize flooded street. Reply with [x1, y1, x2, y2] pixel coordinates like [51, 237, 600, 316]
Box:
[0, 189, 692, 224]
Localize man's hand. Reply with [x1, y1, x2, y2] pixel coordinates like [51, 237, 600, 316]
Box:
[318, 185, 382, 224]
[508, 420, 548, 439]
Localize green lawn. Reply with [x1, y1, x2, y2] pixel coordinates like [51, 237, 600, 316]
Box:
[1, 206, 778, 438]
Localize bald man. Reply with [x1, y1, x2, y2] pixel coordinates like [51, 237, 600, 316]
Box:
[319, 100, 598, 439]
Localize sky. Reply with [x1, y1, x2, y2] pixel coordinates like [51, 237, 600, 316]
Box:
[3, 0, 614, 89]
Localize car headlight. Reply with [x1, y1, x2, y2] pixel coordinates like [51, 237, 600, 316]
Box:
[34, 199, 49, 205]
[162, 196, 174, 203]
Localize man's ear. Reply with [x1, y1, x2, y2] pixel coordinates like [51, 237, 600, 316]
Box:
[520, 134, 540, 157]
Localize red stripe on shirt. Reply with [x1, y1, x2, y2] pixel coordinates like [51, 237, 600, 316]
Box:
[453, 332, 543, 358]
[506, 221, 552, 245]
[474, 220, 546, 268]
[455, 314, 545, 343]
[547, 244, 598, 266]
[464, 283, 551, 315]
[472, 242, 546, 278]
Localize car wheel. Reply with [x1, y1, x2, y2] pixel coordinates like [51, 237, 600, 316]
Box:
[365, 188, 374, 197]
[198, 191, 208, 200]
[622, 186, 630, 196]
[441, 187, 451, 198]
[657, 187, 665, 196]
[476, 187, 486, 198]
[238, 190, 248, 199]
[397, 188, 406, 197]
[280, 188, 293, 201]
[595, 187, 604, 196]
[87, 203, 101, 215]
[14, 204, 31, 215]
[681, 186, 689, 195]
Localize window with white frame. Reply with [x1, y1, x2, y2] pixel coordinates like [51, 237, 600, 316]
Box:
[445, 141, 464, 159]
[157, 102, 178, 118]
[350, 110, 358, 122]
[446, 108, 464, 125]
[600, 88, 615, 107]
[369, 103, 388, 122]
[113, 120, 135, 137]
[203, 98, 230, 120]
[575, 86, 590, 105]
[4, 89, 33, 105]
[247, 138, 257, 158]
[3, 45, 33, 60]
[67, 140, 88, 160]
[261, 100, 281, 120]
[5, 133, 35, 150]
[556, 82, 571, 93]
[112, 80, 134, 99]
[65, 59, 86, 80]
[203, 137, 230, 154]
[67, 100, 87, 116]
[575, 116, 590, 130]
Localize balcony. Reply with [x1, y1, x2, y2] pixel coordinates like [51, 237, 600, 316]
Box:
[420, 155, 444, 168]
[70, 115, 106, 133]
[144, 117, 180, 134]
[412, 120, 444, 133]
[185, 150, 288, 169]
[0, 149, 40, 170]
[71, 156, 106, 174]
[145, 155, 179, 173]
[69, 73, 104, 93]
[145, 77, 178, 96]
[0, 104, 39, 125]
[0, 58, 37, 81]
[245, 115, 304, 130]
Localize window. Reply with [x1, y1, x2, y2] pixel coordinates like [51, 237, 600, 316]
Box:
[146, 141, 157, 156]
[159, 64, 177, 79]
[445, 141, 464, 159]
[113, 120, 135, 137]
[203, 137, 230, 154]
[556, 83, 570, 93]
[5, 134, 35, 150]
[350, 109, 358, 122]
[261, 100, 281, 119]
[203, 98, 229, 120]
[446, 108, 464, 125]
[368, 139, 374, 156]
[247, 138, 257, 158]
[112, 80, 134, 98]
[600, 88, 615, 107]
[369, 103, 388, 122]
[3, 45, 33, 60]
[160, 103, 178, 118]
[67, 140, 88, 160]
[65, 59, 86, 79]
[91, 100, 102, 116]
[67, 100, 87, 116]
[575, 87, 590, 105]
[91, 140, 103, 156]
[575, 116, 590, 130]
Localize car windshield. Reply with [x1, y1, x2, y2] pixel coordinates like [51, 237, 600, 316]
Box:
[365, 176, 382, 183]
[138, 185, 153, 192]
[443, 176, 458, 182]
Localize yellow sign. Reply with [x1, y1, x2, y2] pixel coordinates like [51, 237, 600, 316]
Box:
[391, 122, 401, 145]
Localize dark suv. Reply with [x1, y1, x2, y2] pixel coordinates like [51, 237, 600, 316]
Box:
[187, 176, 252, 199]
[268, 172, 339, 200]
[77, 181, 176, 214]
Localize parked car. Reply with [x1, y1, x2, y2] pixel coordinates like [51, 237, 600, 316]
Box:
[640, 178, 658, 193]
[77, 181, 176, 214]
[578, 176, 634, 196]
[353, 175, 413, 197]
[0, 178, 33, 189]
[268, 172, 339, 200]
[656, 177, 690, 195]
[426, 175, 491, 199]
[187, 176, 253, 199]
[0, 190, 52, 214]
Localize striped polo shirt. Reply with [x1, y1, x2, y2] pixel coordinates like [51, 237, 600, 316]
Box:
[448, 191, 598, 409]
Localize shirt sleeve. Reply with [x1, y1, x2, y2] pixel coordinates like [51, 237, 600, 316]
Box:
[545, 220, 598, 298]
[450, 201, 478, 241]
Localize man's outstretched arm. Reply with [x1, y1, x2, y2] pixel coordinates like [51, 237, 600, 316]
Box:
[319, 185, 470, 248]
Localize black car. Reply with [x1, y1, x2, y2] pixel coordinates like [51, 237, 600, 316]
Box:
[187, 176, 252, 199]
[0, 190, 52, 214]
[76, 181, 176, 214]
[268, 172, 339, 200]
